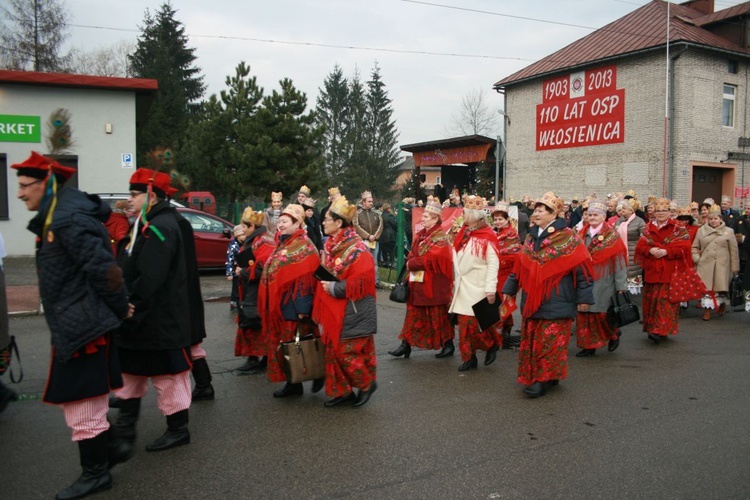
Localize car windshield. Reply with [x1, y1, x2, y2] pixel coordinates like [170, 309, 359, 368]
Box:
[181, 211, 225, 233]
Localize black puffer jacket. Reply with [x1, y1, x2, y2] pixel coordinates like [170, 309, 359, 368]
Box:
[117, 201, 190, 351]
[28, 186, 129, 362]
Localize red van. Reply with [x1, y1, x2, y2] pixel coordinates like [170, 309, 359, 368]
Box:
[179, 191, 216, 215]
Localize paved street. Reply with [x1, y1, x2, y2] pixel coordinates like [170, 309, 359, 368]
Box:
[3, 272, 750, 499]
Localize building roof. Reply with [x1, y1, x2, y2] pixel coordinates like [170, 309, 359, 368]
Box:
[0, 70, 158, 92]
[400, 134, 497, 153]
[494, 0, 750, 88]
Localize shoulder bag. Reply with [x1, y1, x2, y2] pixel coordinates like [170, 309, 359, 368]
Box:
[276, 325, 325, 384]
[607, 292, 640, 328]
[730, 273, 744, 307]
[389, 264, 409, 303]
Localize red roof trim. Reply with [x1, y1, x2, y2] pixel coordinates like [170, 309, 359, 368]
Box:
[0, 70, 158, 91]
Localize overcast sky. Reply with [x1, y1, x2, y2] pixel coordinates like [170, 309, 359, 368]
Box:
[64, 0, 744, 149]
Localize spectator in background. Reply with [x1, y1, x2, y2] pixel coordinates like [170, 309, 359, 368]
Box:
[105, 199, 131, 257]
[353, 191, 384, 288]
[720, 195, 740, 231]
[302, 197, 323, 251]
[296, 185, 311, 206]
[263, 191, 284, 235]
[379, 203, 397, 268]
[226, 225, 244, 313]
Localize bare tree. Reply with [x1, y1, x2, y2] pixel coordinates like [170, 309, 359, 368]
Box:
[444, 87, 500, 137]
[0, 0, 72, 71]
[70, 40, 135, 77]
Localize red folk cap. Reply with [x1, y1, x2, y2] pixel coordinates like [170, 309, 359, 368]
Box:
[11, 151, 77, 181]
[129, 168, 178, 197]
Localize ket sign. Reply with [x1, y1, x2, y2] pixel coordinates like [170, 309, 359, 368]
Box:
[536, 65, 625, 151]
[0, 114, 41, 143]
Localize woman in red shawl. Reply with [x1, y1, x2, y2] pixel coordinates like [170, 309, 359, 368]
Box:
[314, 196, 378, 408]
[388, 200, 454, 359]
[234, 207, 275, 374]
[502, 192, 594, 398]
[492, 202, 522, 340]
[574, 200, 628, 357]
[448, 195, 502, 371]
[259, 204, 320, 397]
[635, 198, 693, 343]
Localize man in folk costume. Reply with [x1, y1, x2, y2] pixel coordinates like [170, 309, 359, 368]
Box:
[258, 204, 321, 397]
[635, 198, 693, 343]
[113, 168, 194, 456]
[502, 192, 594, 398]
[574, 199, 628, 357]
[14, 151, 132, 499]
[314, 196, 378, 407]
[449, 195, 503, 371]
[388, 200, 455, 359]
[353, 190, 384, 287]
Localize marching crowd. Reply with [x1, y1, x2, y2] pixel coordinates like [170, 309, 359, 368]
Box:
[1, 145, 749, 499]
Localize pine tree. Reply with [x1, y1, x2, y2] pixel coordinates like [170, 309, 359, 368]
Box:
[316, 65, 349, 183]
[0, 0, 71, 71]
[255, 78, 326, 198]
[341, 68, 369, 197]
[364, 62, 400, 200]
[129, 2, 205, 161]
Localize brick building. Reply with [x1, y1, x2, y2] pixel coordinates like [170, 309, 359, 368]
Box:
[493, 0, 750, 207]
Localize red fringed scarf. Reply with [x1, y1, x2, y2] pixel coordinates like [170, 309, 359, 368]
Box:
[258, 229, 319, 335]
[634, 219, 692, 271]
[579, 224, 627, 280]
[513, 227, 593, 318]
[453, 220, 501, 260]
[496, 224, 522, 292]
[412, 225, 453, 298]
[313, 227, 376, 345]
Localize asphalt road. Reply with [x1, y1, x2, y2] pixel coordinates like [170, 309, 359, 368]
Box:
[3, 274, 750, 499]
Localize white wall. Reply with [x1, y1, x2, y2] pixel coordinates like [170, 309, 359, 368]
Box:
[1, 84, 138, 255]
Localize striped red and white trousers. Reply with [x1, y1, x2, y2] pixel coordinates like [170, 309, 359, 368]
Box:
[115, 372, 192, 416]
[61, 394, 109, 442]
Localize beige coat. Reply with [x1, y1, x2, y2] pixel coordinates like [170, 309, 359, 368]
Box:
[449, 238, 499, 316]
[691, 222, 739, 292]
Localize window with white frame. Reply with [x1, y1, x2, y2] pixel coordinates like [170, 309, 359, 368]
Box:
[723, 84, 736, 127]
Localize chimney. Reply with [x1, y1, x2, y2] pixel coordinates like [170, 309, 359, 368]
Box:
[680, 0, 715, 15]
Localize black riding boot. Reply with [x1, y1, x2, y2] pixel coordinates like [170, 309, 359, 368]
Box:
[113, 397, 141, 444]
[56, 432, 112, 500]
[191, 357, 215, 401]
[435, 339, 455, 358]
[388, 340, 411, 358]
[146, 409, 190, 452]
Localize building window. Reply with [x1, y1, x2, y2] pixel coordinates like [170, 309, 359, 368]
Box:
[723, 84, 736, 127]
[728, 59, 739, 74]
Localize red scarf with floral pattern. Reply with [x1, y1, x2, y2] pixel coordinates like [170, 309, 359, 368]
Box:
[411, 224, 453, 298]
[453, 220, 500, 260]
[513, 226, 593, 318]
[579, 224, 627, 280]
[313, 226, 375, 345]
[258, 228, 318, 334]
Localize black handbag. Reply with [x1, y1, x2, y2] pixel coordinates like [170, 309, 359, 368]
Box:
[730, 273, 744, 307]
[389, 264, 409, 303]
[607, 292, 640, 328]
[238, 281, 261, 329]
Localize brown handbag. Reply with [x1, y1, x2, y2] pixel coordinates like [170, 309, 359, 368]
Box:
[276, 327, 326, 384]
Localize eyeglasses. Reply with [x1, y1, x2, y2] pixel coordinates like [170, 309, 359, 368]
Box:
[18, 179, 44, 189]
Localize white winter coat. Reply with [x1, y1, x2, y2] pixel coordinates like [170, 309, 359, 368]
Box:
[449, 237, 499, 316]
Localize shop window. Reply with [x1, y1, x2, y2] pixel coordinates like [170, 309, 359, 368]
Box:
[723, 84, 736, 127]
[728, 60, 739, 74]
[0, 154, 7, 220]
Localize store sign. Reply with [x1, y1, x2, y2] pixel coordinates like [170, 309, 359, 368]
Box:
[536, 65, 625, 151]
[0, 114, 41, 143]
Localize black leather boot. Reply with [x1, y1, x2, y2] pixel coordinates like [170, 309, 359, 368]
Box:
[484, 344, 499, 365]
[458, 355, 478, 371]
[248, 356, 268, 374]
[388, 340, 411, 358]
[273, 382, 303, 398]
[435, 339, 455, 358]
[575, 348, 596, 357]
[108, 393, 120, 409]
[113, 397, 140, 445]
[0, 379, 18, 414]
[107, 427, 133, 470]
[523, 381, 547, 398]
[353, 382, 378, 408]
[235, 356, 259, 373]
[146, 409, 190, 452]
[311, 377, 325, 393]
[191, 358, 215, 401]
[56, 433, 112, 500]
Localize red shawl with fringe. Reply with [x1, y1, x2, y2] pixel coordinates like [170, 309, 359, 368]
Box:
[258, 229, 318, 336]
[496, 224, 522, 289]
[313, 227, 376, 345]
[454, 221, 501, 260]
[513, 227, 593, 318]
[634, 219, 691, 283]
[579, 224, 627, 280]
[409, 224, 453, 299]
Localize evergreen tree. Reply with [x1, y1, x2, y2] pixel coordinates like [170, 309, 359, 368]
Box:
[255, 78, 326, 198]
[341, 68, 369, 196]
[364, 62, 400, 199]
[316, 65, 349, 183]
[129, 2, 205, 161]
[181, 61, 263, 202]
[0, 0, 71, 71]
